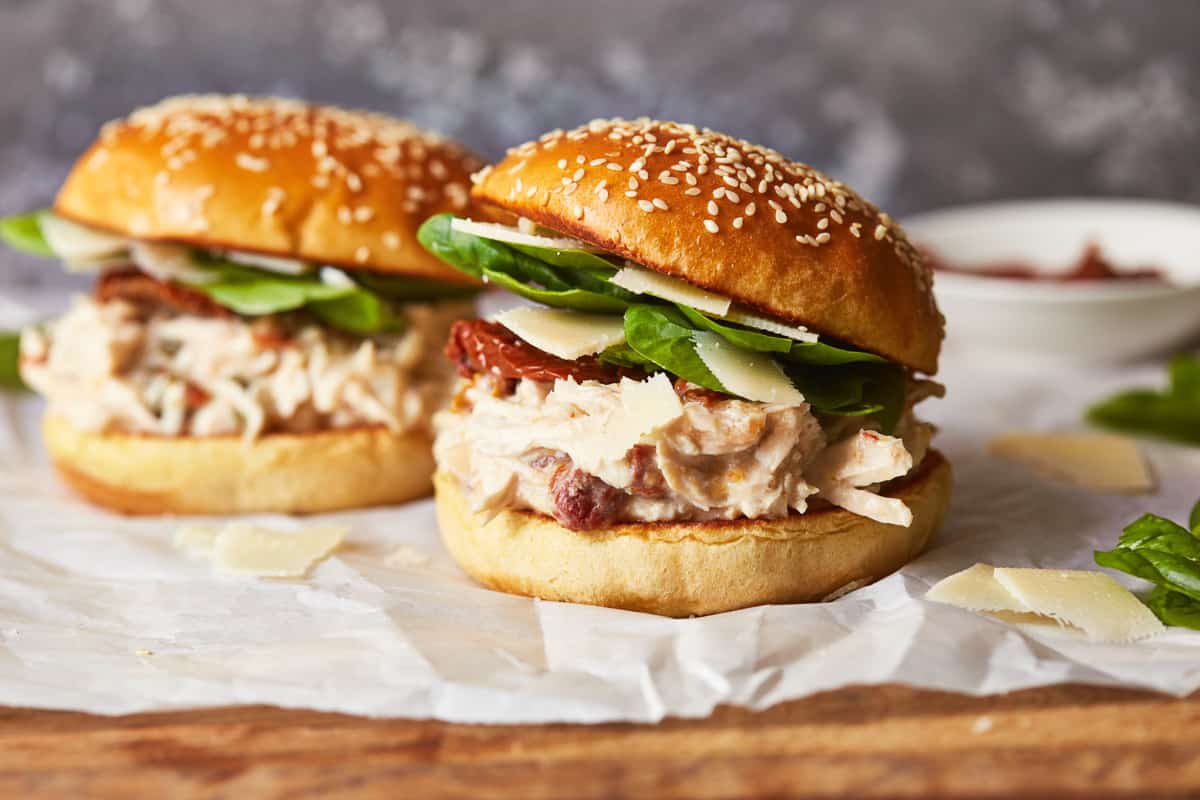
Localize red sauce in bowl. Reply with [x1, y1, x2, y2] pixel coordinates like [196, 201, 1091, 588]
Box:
[924, 243, 1165, 283]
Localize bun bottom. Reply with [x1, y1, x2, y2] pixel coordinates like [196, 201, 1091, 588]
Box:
[43, 414, 434, 515]
[435, 451, 952, 617]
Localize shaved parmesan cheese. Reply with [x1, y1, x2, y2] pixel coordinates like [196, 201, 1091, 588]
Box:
[223, 250, 313, 275]
[174, 525, 221, 557]
[212, 523, 348, 578]
[813, 480, 913, 527]
[494, 307, 626, 360]
[320, 266, 357, 288]
[39, 213, 128, 266]
[610, 265, 732, 316]
[562, 373, 683, 464]
[723, 307, 819, 343]
[927, 563, 1027, 612]
[451, 217, 605, 252]
[130, 241, 220, 285]
[988, 432, 1154, 494]
[928, 563, 1164, 642]
[692, 331, 805, 405]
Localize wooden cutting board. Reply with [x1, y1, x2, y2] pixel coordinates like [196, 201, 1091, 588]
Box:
[0, 684, 1196, 798]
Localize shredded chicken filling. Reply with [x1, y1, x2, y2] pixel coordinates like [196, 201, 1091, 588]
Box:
[435, 375, 936, 530]
[21, 296, 471, 439]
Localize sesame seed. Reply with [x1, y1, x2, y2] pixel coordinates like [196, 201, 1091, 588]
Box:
[235, 152, 270, 172]
[576, 154, 586, 164]
[383, 231, 401, 249]
[874, 224, 888, 240]
[817, 218, 829, 230]
[684, 187, 702, 196]
[354, 246, 370, 263]
[590, 158, 607, 167]
[816, 232, 832, 244]
[598, 188, 610, 201]
[732, 217, 744, 229]
[745, 202, 756, 216]
[850, 222, 862, 238]
[354, 206, 374, 222]
[774, 210, 788, 224]
[638, 199, 655, 212]
[557, 159, 568, 169]
[707, 200, 719, 215]
[337, 206, 352, 224]
[526, 186, 537, 197]
[624, 190, 638, 198]
[574, 205, 585, 220]
[572, 167, 585, 181]
[660, 175, 679, 185]
[606, 162, 623, 171]
[652, 197, 669, 210]
[725, 189, 740, 203]
[628, 176, 639, 190]
[830, 210, 843, 224]
[703, 219, 719, 234]
[684, 172, 697, 186]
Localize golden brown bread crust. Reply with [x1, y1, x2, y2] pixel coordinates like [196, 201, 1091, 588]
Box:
[43, 414, 435, 515]
[54, 94, 483, 283]
[435, 451, 952, 616]
[472, 119, 943, 373]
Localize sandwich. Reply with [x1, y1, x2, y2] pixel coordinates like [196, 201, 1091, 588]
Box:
[0, 95, 484, 514]
[419, 118, 950, 616]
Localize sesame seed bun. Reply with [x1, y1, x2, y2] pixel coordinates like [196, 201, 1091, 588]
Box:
[53, 94, 484, 282]
[434, 451, 951, 617]
[43, 414, 435, 515]
[472, 118, 943, 373]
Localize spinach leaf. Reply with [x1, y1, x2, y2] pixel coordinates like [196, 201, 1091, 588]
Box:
[309, 290, 407, 335]
[1087, 355, 1200, 444]
[1095, 506, 1200, 629]
[623, 304, 724, 392]
[1147, 586, 1200, 630]
[0, 331, 25, 391]
[675, 305, 792, 354]
[417, 214, 629, 311]
[597, 342, 658, 371]
[0, 211, 53, 257]
[354, 271, 479, 301]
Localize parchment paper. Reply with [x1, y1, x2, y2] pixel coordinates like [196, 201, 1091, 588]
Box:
[1, 289, 1198, 723]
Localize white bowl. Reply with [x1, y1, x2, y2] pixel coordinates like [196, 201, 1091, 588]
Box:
[904, 199, 1200, 364]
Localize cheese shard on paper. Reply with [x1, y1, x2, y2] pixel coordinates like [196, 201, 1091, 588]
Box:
[175, 522, 348, 578]
[610, 265, 732, 316]
[174, 525, 221, 557]
[494, 307, 626, 361]
[693, 331, 806, 405]
[213, 524, 348, 578]
[987, 432, 1154, 494]
[927, 563, 1164, 642]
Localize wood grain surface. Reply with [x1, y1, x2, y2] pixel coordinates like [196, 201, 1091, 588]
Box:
[0, 684, 1197, 799]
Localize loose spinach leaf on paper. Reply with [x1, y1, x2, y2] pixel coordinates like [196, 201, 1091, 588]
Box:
[0, 211, 53, 257]
[0, 331, 25, 391]
[1095, 505, 1200, 630]
[416, 214, 629, 312]
[1147, 585, 1200, 630]
[1087, 355, 1200, 444]
[622, 304, 724, 392]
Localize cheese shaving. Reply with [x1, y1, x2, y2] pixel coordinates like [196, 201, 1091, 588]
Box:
[928, 563, 1164, 642]
[722, 307, 819, 343]
[692, 331, 806, 405]
[610, 265, 732, 316]
[988, 432, 1154, 494]
[174, 522, 348, 578]
[494, 307, 626, 360]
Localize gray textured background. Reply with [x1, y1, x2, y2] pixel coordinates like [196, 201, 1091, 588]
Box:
[2, 0, 1198, 287]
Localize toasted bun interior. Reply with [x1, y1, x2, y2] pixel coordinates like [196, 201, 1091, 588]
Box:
[472, 118, 943, 373]
[43, 414, 435, 515]
[435, 451, 952, 616]
[54, 94, 484, 282]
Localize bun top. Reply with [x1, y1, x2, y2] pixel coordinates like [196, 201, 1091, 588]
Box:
[55, 94, 484, 282]
[471, 118, 943, 373]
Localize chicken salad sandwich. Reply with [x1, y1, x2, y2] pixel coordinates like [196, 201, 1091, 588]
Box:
[419, 118, 951, 616]
[0, 95, 483, 514]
